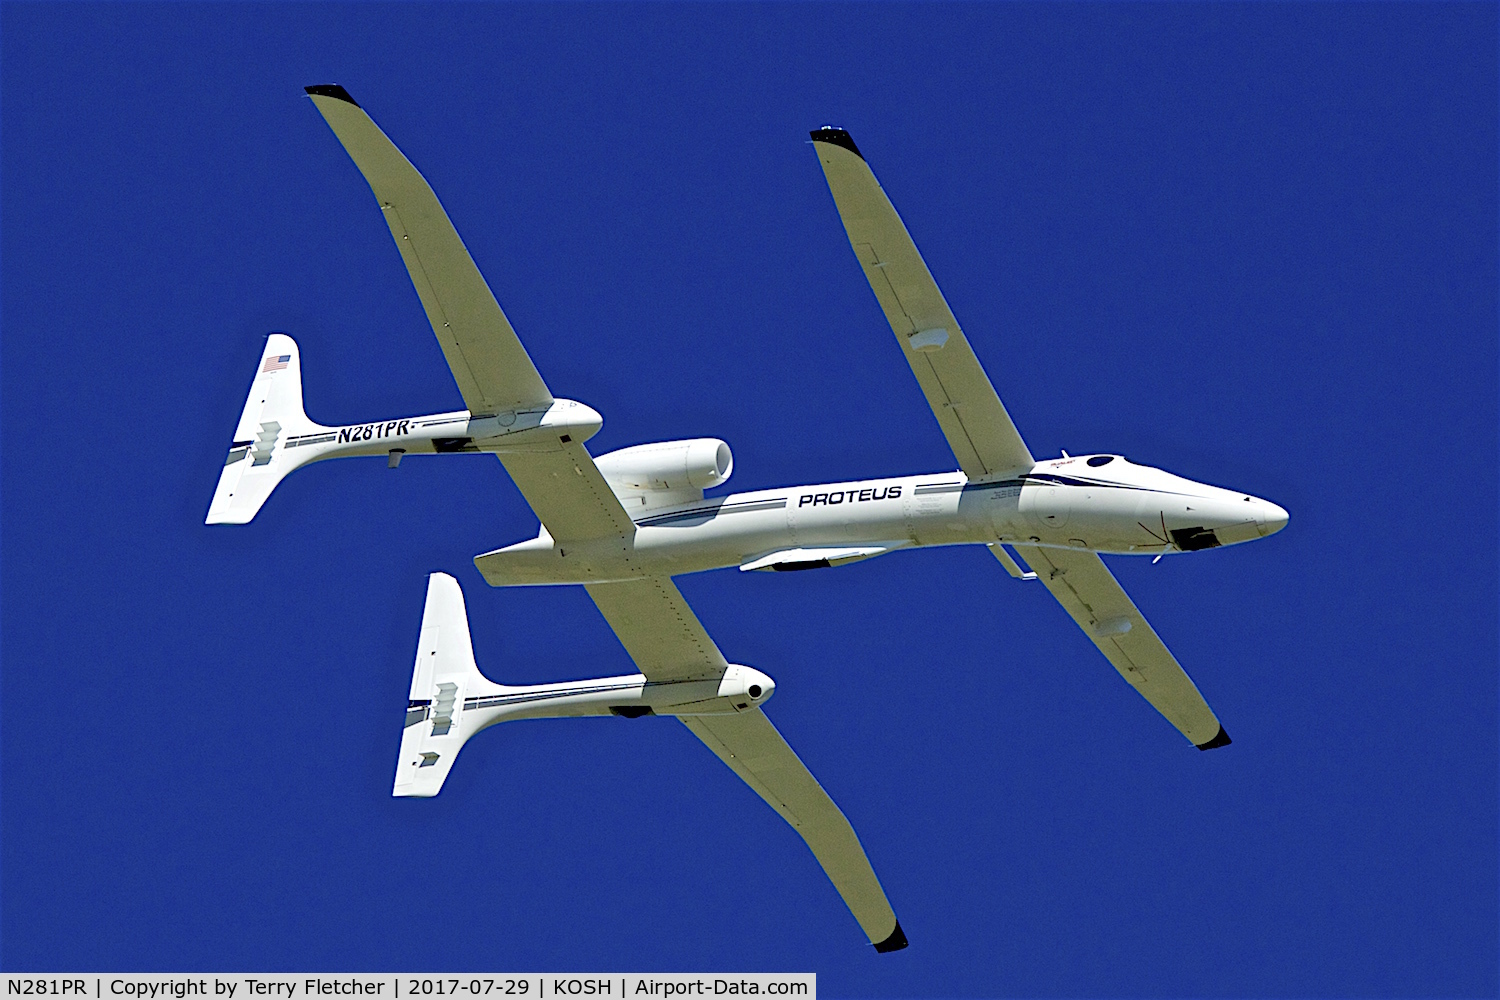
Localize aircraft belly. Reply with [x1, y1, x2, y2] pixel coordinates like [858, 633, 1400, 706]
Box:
[791, 498, 914, 549]
[480, 475, 1195, 586]
[1059, 486, 1151, 552]
[1018, 481, 1069, 532]
[1010, 484, 1162, 553]
[906, 487, 953, 545]
[632, 515, 792, 574]
[967, 484, 1025, 541]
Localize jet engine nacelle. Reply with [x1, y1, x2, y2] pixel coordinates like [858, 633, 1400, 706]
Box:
[596, 438, 733, 495]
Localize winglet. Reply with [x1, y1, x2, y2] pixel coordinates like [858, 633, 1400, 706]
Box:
[1196, 726, 1232, 751]
[874, 921, 908, 953]
[304, 84, 360, 107]
[810, 126, 863, 160]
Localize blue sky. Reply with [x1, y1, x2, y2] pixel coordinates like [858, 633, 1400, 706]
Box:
[3, 2, 1495, 995]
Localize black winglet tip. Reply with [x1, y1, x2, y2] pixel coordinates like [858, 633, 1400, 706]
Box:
[873, 921, 908, 953]
[1196, 726, 1232, 751]
[304, 84, 360, 107]
[810, 126, 863, 160]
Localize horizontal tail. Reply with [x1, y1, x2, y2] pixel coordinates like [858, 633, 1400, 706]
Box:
[394, 572, 494, 797]
[206, 334, 330, 524]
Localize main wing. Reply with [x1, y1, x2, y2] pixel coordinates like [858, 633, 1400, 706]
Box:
[307, 85, 635, 544]
[1010, 545, 1230, 749]
[585, 576, 904, 949]
[682, 711, 906, 951]
[584, 577, 728, 682]
[305, 85, 552, 417]
[498, 444, 638, 543]
[810, 128, 1033, 481]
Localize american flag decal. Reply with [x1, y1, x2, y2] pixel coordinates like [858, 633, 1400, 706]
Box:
[261, 354, 290, 373]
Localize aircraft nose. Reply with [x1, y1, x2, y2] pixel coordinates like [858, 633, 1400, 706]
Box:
[1258, 500, 1289, 537]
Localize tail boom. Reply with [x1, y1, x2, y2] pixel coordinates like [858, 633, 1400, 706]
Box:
[395, 573, 772, 797]
[207, 335, 604, 524]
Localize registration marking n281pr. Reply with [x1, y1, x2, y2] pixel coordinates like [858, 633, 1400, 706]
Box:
[339, 420, 411, 444]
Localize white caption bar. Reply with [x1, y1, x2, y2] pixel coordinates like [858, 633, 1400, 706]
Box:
[3, 976, 815, 1000]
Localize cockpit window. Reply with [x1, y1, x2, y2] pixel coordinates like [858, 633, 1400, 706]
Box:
[1087, 455, 1114, 467]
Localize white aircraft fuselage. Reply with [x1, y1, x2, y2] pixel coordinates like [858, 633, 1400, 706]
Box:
[479, 460, 1287, 586]
[257, 398, 1288, 586]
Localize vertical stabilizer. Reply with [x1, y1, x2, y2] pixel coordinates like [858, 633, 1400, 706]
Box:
[394, 573, 497, 797]
[206, 334, 329, 524]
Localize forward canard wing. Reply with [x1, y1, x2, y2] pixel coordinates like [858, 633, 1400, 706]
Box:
[809, 128, 1034, 482]
[304, 85, 552, 418]
[1010, 545, 1230, 749]
[810, 128, 1226, 749]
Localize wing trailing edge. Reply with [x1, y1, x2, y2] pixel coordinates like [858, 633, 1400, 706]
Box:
[1011, 544, 1226, 747]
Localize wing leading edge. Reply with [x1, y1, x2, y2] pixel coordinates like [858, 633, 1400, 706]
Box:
[305, 84, 552, 417]
[683, 711, 906, 951]
[809, 128, 1033, 482]
[812, 128, 1226, 750]
[586, 576, 904, 949]
[307, 85, 637, 546]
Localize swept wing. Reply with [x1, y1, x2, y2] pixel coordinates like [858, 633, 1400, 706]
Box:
[809, 128, 1033, 481]
[307, 85, 634, 544]
[1011, 545, 1230, 749]
[586, 576, 905, 949]
[305, 85, 551, 417]
[811, 128, 1226, 750]
[684, 711, 906, 951]
[497, 445, 637, 543]
[308, 88, 902, 944]
[583, 577, 728, 683]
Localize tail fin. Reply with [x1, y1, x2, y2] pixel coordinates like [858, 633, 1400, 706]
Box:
[206, 334, 330, 524]
[394, 573, 496, 797]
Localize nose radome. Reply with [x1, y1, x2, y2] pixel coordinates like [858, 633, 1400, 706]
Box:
[1258, 500, 1289, 537]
